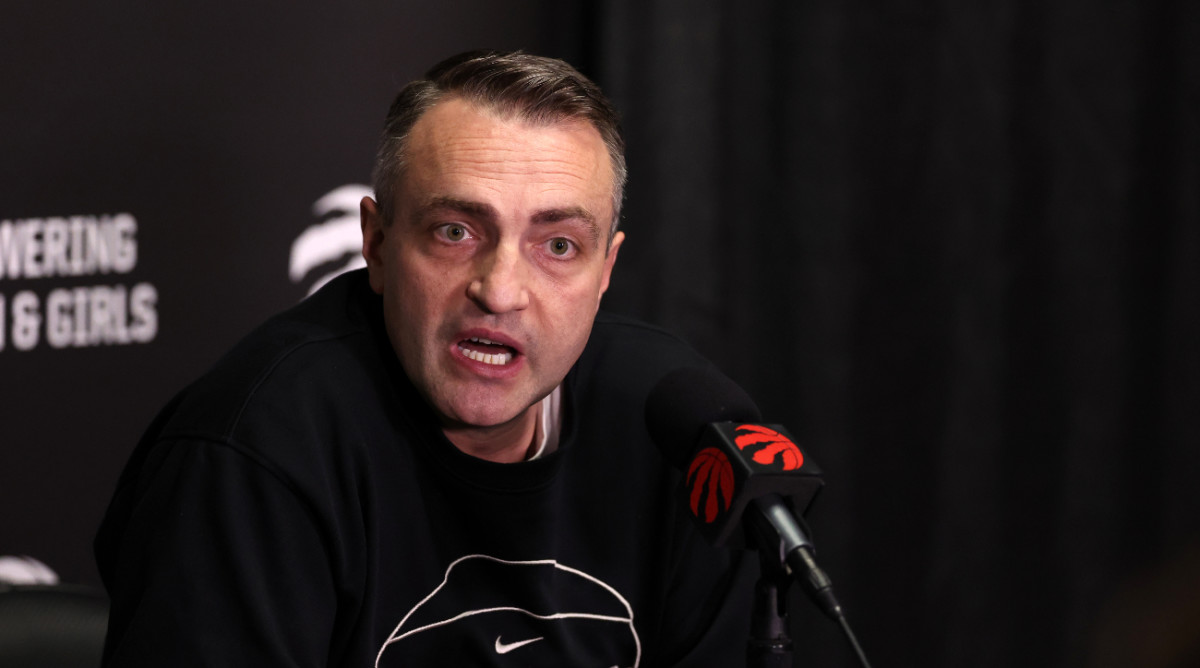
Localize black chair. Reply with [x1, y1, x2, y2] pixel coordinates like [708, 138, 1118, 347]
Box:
[0, 584, 108, 668]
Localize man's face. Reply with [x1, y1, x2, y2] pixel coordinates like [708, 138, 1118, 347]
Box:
[362, 97, 623, 442]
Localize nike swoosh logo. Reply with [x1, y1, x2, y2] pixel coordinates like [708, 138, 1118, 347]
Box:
[494, 635, 544, 654]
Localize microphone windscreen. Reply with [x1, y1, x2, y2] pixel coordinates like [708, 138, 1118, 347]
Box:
[644, 366, 762, 470]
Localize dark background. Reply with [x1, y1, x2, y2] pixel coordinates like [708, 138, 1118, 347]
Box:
[2, 1, 1197, 666]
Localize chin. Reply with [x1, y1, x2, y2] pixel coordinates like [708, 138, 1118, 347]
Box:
[441, 398, 528, 429]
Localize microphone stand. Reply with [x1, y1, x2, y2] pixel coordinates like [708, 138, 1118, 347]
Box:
[746, 547, 795, 668]
[743, 496, 873, 668]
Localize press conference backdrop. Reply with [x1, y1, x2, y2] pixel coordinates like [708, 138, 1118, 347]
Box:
[5, 2, 1200, 668]
[0, 0, 583, 585]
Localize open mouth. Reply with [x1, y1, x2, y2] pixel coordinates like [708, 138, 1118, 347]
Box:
[457, 336, 518, 366]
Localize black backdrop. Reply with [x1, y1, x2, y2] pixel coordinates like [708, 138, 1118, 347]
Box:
[3, 2, 1198, 667]
[592, 1, 1200, 666]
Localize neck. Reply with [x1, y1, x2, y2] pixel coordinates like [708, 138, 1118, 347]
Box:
[442, 404, 540, 464]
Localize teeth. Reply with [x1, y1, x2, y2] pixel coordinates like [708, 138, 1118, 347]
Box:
[470, 337, 496, 345]
[458, 343, 513, 365]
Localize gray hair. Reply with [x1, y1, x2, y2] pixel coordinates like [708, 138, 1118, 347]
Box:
[371, 50, 626, 239]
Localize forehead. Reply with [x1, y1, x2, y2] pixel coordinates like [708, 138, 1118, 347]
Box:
[400, 98, 615, 223]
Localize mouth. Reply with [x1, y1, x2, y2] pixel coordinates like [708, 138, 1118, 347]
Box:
[456, 336, 519, 366]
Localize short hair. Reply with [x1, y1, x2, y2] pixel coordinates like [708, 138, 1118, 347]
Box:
[372, 50, 626, 239]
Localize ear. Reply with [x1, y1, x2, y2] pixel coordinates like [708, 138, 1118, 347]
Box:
[360, 196, 387, 295]
[597, 230, 624, 301]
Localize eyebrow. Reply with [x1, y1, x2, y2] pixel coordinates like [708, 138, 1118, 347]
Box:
[418, 196, 602, 246]
[532, 206, 602, 245]
[417, 196, 495, 220]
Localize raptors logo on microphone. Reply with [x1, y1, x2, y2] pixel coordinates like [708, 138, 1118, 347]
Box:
[685, 424, 805, 524]
[686, 447, 734, 524]
[733, 424, 804, 470]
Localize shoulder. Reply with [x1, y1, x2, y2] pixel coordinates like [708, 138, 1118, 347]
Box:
[574, 311, 712, 404]
[586, 311, 705, 363]
[159, 270, 393, 445]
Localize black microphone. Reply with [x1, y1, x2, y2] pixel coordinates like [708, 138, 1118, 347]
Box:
[644, 366, 843, 621]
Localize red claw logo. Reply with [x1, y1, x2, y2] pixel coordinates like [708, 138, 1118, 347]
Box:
[686, 447, 734, 523]
[735, 424, 804, 470]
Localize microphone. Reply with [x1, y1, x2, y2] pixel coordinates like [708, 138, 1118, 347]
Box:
[644, 366, 842, 621]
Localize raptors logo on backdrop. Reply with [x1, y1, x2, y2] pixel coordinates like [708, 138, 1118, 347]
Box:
[289, 184, 372, 296]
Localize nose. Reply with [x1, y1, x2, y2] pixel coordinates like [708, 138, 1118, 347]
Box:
[466, 243, 530, 314]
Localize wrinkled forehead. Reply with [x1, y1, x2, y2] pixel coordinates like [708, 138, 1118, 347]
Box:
[401, 98, 617, 226]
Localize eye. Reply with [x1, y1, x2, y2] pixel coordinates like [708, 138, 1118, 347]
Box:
[436, 224, 471, 242]
[547, 237, 574, 256]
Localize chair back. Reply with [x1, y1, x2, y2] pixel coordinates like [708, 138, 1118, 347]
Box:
[0, 584, 108, 668]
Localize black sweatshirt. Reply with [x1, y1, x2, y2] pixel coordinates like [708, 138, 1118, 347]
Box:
[96, 269, 756, 667]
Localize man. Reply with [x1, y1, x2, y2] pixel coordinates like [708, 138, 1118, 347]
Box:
[96, 50, 755, 666]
